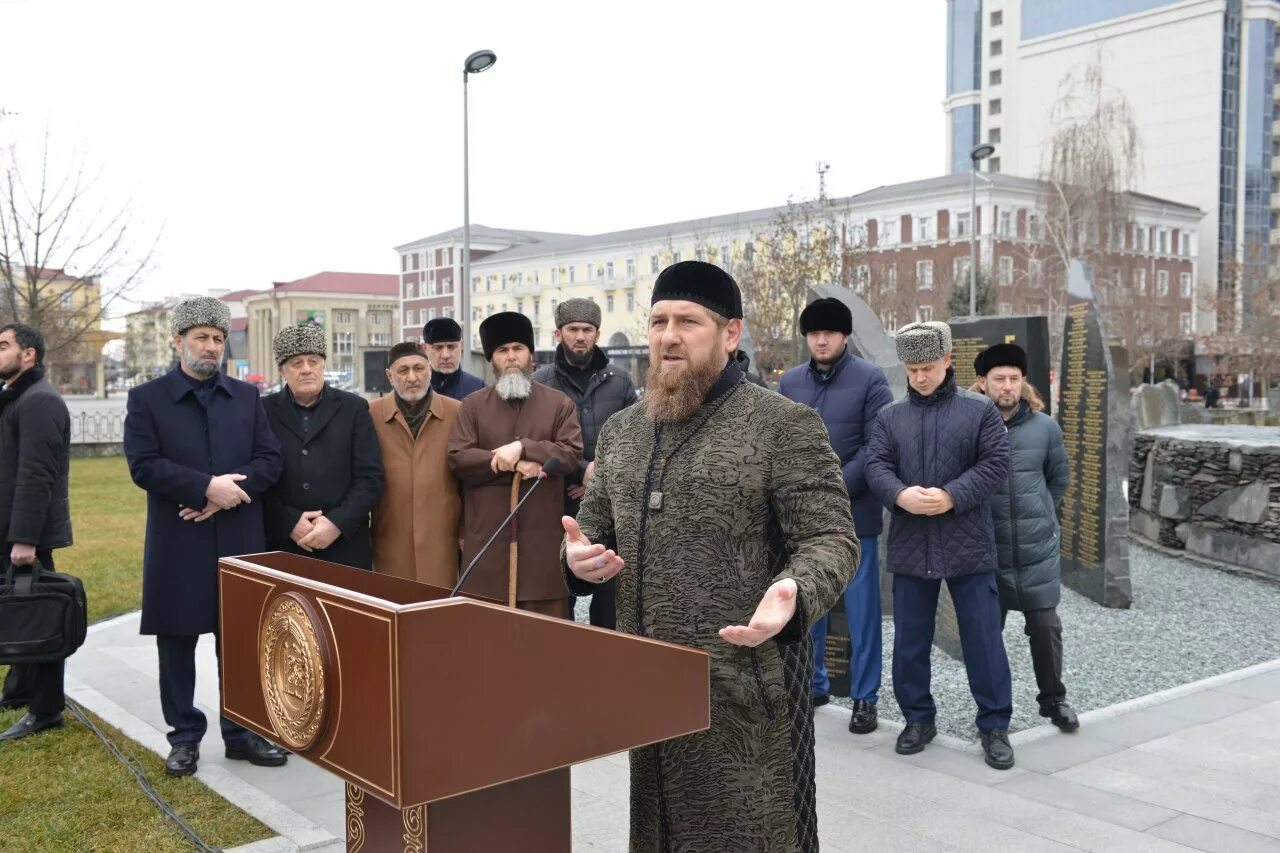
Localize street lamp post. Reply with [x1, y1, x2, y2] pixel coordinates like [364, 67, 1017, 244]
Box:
[462, 49, 497, 360]
[969, 142, 996, 317]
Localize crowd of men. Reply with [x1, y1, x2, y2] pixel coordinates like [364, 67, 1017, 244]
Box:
[0, 259, 1078, 852]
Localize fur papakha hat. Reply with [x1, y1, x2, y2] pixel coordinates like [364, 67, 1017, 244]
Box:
[273, 323, 327, 366]
[170, 296, 231, 337]
[974, 342, 1028, 377]
[799, 297, 853, 335]
[479, 311, 535, 361]
[422, 317, 462, 344]
[895, 321, 953, 365]
[554, 297, 601, 329]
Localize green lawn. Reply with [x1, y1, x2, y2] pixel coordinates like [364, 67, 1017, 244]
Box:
[0, 456, 273, 851]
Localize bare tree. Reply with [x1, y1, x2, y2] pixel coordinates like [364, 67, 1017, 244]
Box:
[1198, 252, 1280, 401]
[0, 128, 158, 385]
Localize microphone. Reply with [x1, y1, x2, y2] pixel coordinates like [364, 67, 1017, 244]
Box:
[449, 456, 562, 598]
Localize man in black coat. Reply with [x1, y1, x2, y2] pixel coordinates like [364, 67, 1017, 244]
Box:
[262, 324, 383, 569]
[124, 297, 286, 777]
[532, 298, 637, 629]
[865, 320, 1015, 770]
[421, 317, 484, 400]
[974, 343, 1076, 732]
[0, 324, 72, 741]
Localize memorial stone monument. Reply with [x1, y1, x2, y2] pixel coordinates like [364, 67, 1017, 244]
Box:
[949, 315, 1053, 414]
[1057, 262, 1132, 608]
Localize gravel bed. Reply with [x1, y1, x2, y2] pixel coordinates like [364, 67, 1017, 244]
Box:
[829, 542, 1280, 741]
[572, 543, 1280, 743]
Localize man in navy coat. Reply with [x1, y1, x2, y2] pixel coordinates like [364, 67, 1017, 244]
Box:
[778, 297, 893, 735]
[124, 297, 286, 777]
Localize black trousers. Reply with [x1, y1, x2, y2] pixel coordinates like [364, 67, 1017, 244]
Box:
[568, 496, 616, 630]
[1001, 607, 1067, 711]
[1, 549, 66, 718]
[156, 633, 248, 747]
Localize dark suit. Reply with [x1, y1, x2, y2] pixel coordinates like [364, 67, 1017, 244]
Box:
[124, 366, 282, 746]
[261, 384, 383, 570]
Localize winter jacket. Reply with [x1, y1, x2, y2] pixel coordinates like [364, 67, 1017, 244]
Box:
[864, 369, 1010, 579]
[532, 346, 636, 484]
[778, 347, 893, 537]
[991, 398, 1069, 611]
[430, 368, 485, 401]
[0, 367, 72, 551]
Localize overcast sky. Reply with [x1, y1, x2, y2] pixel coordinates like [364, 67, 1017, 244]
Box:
[1, 0, 945, 317]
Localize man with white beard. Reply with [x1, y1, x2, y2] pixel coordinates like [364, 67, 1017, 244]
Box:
[447, 312, 582, 617]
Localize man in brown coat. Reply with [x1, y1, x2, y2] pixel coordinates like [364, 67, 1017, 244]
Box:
[369, 343, 462, 588]
[448, 312, 582, 617]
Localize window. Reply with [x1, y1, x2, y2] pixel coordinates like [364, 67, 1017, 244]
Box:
[998, 303, 1012, 316]
[650, 254, 660, 274]
[916, 260, 934, 289]
[333, 332, 354, 357]
[1135, 268, 1147, 293]
[955, 211, 971, 237]
[550, 299, 558, 316]
[918, 305, 934, 322]
[988, 157, 1001, 173]
[1180, 312, 1193, 335]
[1157, 270, 1169, 296]
[368, 311, 387, 326]
[883, 312, 898, 333]
[883, 264, 898, 291]
[586, 263, 595, 280]
[533, 269, 540, 285]
[1183, 232, 1194, 257]
[533, 301, 540, 320]
[1028, 214, 1043, 240]
[989, 69, 1002, 86]
[744, 242, 755, 263]
[410, 253, 419, 271]
[990, 9, 1003, 26]
[441, 276, 452, 294]
[334, 310, 353, 324]
[401, 255, 408, 272]
[989, 127, 1002, 144]
[1180, 272, 1193, 298]
[405, 281, 416, 299]
[516, 299, 524, 314]
[404, 309, 413, 324]
[369, 333, 389, 347]
[627, 293, 635, 312]
[879, 218, 899, 246]
[695, 246, 705, 262]
[625, 258, 635, 278]
[672, 251, 682, 264]
[999, 256, 1014, 286]
[990, 39, 1002, 57]
[989, 99, 1001, 116]
[1158, 229, 1169, 255]
[854, 264, 871, 293]
[915, 215, 934, 242]
[443, 306, 454, 318]
[551, 267, 559, 285]
[1110, 267, 1122, 289]
[720, 244, 732, 271]
[606, 295, 614, 312]
[427, 307, 437, 321]
[569, 265, 576, 283]
[1137, 227, 1149, 252]
[606, 261, 614, 279]
[1029, 258, 1043, 286]
[998, 210, 1012, 237]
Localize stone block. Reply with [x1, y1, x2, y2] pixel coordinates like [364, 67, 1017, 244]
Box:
[1229, 449, 1244, 473]
[1130, 509, 1164, 542]
[1181, 524, 1280, 579]
[1156, 484, 1193, 519]
[1132, 383, 1181, 430]
[1197, 481, 1272, 524]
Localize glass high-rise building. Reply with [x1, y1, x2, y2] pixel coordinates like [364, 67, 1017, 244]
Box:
[945, 0, 1280, 326]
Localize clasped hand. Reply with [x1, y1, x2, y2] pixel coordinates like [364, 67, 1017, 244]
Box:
[896, 486, 954, 516]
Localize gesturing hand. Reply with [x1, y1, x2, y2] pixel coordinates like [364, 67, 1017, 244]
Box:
[562, 516, 623, 585]
[206, 473, 251, 510]
[719, 579, 800, 647]
[298, 515, 341, 552]
[490, 440, 524, 473]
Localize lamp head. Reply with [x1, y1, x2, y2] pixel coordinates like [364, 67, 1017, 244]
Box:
[464, 50, 497, 74]
[970, 142, 996, 162]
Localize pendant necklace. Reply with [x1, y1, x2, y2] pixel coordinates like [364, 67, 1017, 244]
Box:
[645, 378, 742, 512]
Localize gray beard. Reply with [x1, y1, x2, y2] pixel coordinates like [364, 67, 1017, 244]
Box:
[182, 348, 220, 379]
[496, 369, 533, 401]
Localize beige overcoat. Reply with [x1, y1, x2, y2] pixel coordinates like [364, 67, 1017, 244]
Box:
[368, 391, 462, 588]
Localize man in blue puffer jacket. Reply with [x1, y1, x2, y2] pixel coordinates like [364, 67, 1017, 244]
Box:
[779, 297, 893, 735]
[973, 343, 1077, 732]
[865, 320, 1015, 770]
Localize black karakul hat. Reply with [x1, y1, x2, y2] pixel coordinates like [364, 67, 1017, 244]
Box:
[422, 317, 462, 344]
[386, 342, 427, 368]
[799, 297, 853, 335]
[974, 342, 1029, 376]
[479, 311, 535, 360]
[651, 260, 742, 319]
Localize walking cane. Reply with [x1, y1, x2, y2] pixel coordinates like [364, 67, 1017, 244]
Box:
[507, 473, 521, 608]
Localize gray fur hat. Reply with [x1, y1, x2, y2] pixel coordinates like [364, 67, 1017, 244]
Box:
[273, 323, 327, 366]
[895, 321, 953, 364]
[170, 296, 231, 337]
[555, 297, 601, 328]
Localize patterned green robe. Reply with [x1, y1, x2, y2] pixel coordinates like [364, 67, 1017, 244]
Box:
[568, 370, 859, 852]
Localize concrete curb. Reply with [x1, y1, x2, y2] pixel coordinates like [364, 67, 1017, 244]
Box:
[64, 674, 338, 852]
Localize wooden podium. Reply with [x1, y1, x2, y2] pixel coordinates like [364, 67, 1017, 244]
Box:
[218, 552, 709, 852]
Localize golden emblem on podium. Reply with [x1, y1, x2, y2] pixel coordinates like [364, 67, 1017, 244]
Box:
[260, 592, 329, 750]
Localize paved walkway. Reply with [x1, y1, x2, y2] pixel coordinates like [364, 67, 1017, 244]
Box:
[67, 611, 1280, 852]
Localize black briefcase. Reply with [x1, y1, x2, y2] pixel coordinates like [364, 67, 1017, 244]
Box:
[0, 557, 88, 664]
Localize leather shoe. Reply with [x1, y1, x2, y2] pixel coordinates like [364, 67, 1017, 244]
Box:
[1043, 702, 1080, 732]
[0, 712, 63, 741]
[981, 728, 1015, 770]
[812, 695, 830, 708]
[895, 722, 936, 755]
[225, 733, 288, 767]
[848, 700, 878, 734]
[166, 742, 199, 777]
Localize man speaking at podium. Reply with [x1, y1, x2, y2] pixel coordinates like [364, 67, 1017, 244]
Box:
[563, 261, 858, 853]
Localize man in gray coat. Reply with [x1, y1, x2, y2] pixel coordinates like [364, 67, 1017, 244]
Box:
[533, 298, 636, 628]
[974, 343, 1076, 732]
